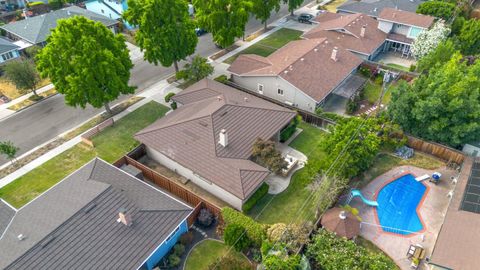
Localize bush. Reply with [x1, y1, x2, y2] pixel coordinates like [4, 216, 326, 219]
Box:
[409, 65, 416, 72]
[242, 182, 269, 212]
[197, 208, 214, 227]
[345, 98, 358, 115]
[180, 231, 194, 245]
[374, 75, 383, 85]
[167, 254, 181, 267]
[358, 66, 371, 77]
[224, 223, 251, 251]
[173, 243, 185, 256]
[279, 115, 300, 143]
[221, 207, 267, 247]
[171, 101, 177, 110]
[164, 92, 176, 103]
[416, 1, 455, 20]
[207, 252, 253, 270]
[48, 0, 62, 10]
[214, 74, 228, 83]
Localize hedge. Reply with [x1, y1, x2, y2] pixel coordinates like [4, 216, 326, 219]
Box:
[242, 182, 269, 212]
[221, 207, 267, 246]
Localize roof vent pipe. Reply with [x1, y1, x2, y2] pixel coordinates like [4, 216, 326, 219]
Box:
[339, 211, 347, 220]
[360, 25, 366, 37]
[331, 47, 338, 62]
[117, 208, 132, 226]
[17, 234, 26, 241]
[219, 129, 228, 147]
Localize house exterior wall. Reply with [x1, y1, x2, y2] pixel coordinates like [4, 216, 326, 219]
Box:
[378, 20, 393, 33]
[392, 23, 410, 35]
[85, 0, 134, 29]
[143, 220, 189, 270]
[0, 49, 20, 64]
[146, 147, 244, 210]
[231, 75, 318, 112]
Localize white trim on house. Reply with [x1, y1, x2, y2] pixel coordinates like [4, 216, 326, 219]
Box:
[377, 18, 429, 30]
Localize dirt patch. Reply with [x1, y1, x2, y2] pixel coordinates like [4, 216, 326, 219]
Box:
[210, 45, 239, 60]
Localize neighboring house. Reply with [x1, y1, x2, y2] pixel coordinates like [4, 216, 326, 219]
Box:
[377, 8, 434, 57]
[429, 157, 480, 270]
[0, 6, 118, 48]
[85, 0, 134, 29]
[135, 79, 296, 210]
[303, 12, 387, 60]
[0, 37, 20, 64]
[228, 38, 363, 112]
[463, 142, 480, 157]
[337, 0, 426, 18]
[0, 158, 193, 270]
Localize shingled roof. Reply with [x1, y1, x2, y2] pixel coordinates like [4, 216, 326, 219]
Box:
[135, 79, 296, 200]
[0, 158, 192, 270]
[0, 6, 118, 44]
[303, 12, 386, 56]
[378, 8, 434, 29]
[0, 38, 19, 54]
[228, 38, 362, 102]
[337, 0, 425, 18]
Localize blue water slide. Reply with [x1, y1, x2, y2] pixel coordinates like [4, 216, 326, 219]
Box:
[350, 189, 379, 207]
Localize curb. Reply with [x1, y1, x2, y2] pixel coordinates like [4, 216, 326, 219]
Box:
[11, 93, 59, 114]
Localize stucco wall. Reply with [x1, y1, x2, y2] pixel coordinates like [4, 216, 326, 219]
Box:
[85, 0, 123, 20]
[392, 23, 410, 35]
[143, 220, 189, 270]
[146, 147, 244, 210]
[378, 21, 393, 33]
[231, 75, 318, 112]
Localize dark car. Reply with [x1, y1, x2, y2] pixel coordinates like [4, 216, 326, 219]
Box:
[195, 28, 207, 36]
[298, 13, 314, 24]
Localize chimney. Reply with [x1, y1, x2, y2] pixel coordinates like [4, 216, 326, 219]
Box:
[339, 211, 347, 220]
[218, 129, 228, 147]
[118, 208, 132, 226]
[360, 25, 366, 38]
[331, 47, 338, 62]
[244, 97, 248, 102]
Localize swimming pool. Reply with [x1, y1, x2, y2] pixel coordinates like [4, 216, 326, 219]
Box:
[376, 174, 427, 235]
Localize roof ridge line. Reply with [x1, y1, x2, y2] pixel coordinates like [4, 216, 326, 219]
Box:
[135, 111, 216, 137]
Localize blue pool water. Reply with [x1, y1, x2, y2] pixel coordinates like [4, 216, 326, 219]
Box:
[376, 174, 426, 235]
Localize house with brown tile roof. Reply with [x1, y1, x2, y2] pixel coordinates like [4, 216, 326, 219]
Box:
[303, 12, 387, 60]
[377, 8, 434, 57]
[135, 79, 296, 210]
[227, 38, 363, 112]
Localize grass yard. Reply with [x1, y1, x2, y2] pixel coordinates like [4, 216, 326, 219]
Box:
[385, 63, 411, 72]
[248, 122, 328, 224]
[362, 81, 392, 105]
[356, 236, 400, 270]
[223, 28, 303, 64]
[184, 240, 251, 270]
[322, 0, 348, 12]
[0, 78, 51, 100]
[0, 101, 169, 208]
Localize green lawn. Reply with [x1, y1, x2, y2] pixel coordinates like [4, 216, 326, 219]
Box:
[0, 101, 169, 208]
[362, 81, 392, 105]
[224, 28, 303, 64]
[248, 122, 328, 224]
[184, 240, 251, 270]
[385, 63, 410, 72]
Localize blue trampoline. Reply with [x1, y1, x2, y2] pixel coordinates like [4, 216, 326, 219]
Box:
[376, 174, 427, 235]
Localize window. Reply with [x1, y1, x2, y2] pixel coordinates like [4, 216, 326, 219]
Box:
[101, 9, 104, 13]
[277, 88, 284, 96]
[408, 27, 423, 38]
[257, 84, 264, 94]
[1, 51, 14, 61]
[165, 226, 180, 242]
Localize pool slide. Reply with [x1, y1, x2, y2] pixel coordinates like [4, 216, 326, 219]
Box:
[350, 189, 379, 207]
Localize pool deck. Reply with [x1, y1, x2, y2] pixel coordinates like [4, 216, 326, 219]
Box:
[350, 165, 456, 270]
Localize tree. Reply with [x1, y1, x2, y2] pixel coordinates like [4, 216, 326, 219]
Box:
[48, 0, 64, 10]
[263, 252, 302, 270]
[36, 16, 134, 115]
[24, 45, 42, 60]
[458, 19, 480, 56]
[224, 223, 251, 251]
[416, 1, 456, 20]
[417, 39, 457, 72]
[194, 0, 253, 48]
[208, 252, 253, 270]
[252, 0, 280, 30]
[252, 138, 287, 175]
[388, 53, 480, 147]
[411, 21, 450, 60]
[0, 141, 19, 164]
[283, 0, 303, 16]
[176, 55, 214, 82]
[3, 60, 41, 97]
[123, 0, 197, 72]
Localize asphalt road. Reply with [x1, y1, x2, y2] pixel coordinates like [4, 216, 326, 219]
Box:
[0, 1, 308, 166]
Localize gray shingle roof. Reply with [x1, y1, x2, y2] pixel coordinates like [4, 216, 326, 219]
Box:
[337, 0, 426, 18]
[0, 6, 118, 44]
[135, 79, 296, 200]
[0, 38, 19, 54]
[0, 158, 192, 270]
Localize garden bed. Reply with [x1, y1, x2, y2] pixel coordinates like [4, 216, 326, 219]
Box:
[8, 88, 58, 111]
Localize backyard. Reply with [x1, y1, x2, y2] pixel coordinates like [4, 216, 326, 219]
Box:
[362, 80, 393, 105]
[184, 239, 251, 270]
[0, 101, 169, 208]
[223, 28, 303, 64]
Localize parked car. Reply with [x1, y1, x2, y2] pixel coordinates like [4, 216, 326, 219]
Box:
[298, 13, 314, 24]
[195, 28, 207, 36]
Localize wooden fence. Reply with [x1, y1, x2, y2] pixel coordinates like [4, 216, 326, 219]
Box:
[225, 81, 336, 130]
[406, 135, 465, 164]
[361, 61, 419, 81]
[81, 118, 115, 147]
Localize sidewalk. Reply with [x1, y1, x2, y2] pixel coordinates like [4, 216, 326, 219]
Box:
[0, 79, 179, 188]
[0, 83, 55, 120]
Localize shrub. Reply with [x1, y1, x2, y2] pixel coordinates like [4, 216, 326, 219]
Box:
[180, 231, 194, 245]
[164, 92, 176, 103]
[177, 55, 214, 82]
[358, 66, 371, 77]
[279, 115, 301, 142]
[374, 75, 383, 85]
[345, 98, 358, 115]
[221, 207, 266, 246]
[267, 222, 312, 252]
[171, 101, 177, 110]
[252, 138, 287, 175]
[224, 223, 251, 251]
[214, 74, 228, 83]
[207, 252, 253, 270]
[197, 208, 214, 227]
[167, 254, 181, 267]
[409, 65, 416, 72]
[173, 243, 185, 256]
[242, 182, 269, 212]
[263, 253, 302, 270]
[416, 1, 455, 20]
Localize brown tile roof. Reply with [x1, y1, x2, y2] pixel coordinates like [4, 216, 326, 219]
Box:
[430, 157, 480, 270]
[303, 12, 387, 56]
[135, 79, 296, 200]
[378, 8, 434, 28]
[228, 39, 362, 102]
[386, 32, 414, 44]
[321, 207, 360, 239]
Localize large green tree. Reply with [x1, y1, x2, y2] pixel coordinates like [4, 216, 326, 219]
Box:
[123, 0, 197, 72]
[458, 19, 480, 56]
[36, 16, 133, 114]
[283, 0, 303, 16]
[176, 55, 214, 82]
[194, 0, 253, 48]
[252, 0, 280, 30]
[416, 39, 457, 72]
[388, 53, 480, 147]
[416, 1, 455, 20]
[4, 60, 41, 97]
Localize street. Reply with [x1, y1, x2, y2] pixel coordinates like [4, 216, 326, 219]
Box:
[0, 1, 308, 165]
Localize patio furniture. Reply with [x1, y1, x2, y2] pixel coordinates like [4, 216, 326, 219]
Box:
[282, 154, 298, 176]
[407, 244, 426, 269]
[429, 172, 442, 184]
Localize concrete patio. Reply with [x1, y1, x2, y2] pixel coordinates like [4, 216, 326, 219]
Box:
[350, 165, 458, 270]
[375, 52, 416, 69]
